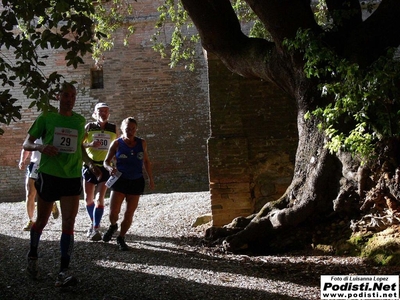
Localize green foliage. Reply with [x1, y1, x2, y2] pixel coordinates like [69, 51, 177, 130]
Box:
[314, 0, 330, 28]
[91, 0, 135, 66]
[286, 29, 400, 162]
[0, 0, 136, 134]
[0, 0, 98, 133]
[152, 0, 199, 71]
[232, 0, 271, 40]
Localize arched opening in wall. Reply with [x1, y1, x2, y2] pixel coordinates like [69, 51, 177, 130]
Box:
[91, 68, 104, 89]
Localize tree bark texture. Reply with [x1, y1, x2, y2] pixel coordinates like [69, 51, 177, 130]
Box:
[181, 0, 400, 253]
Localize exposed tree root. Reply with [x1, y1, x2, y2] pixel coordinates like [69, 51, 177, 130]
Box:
[205, 140, 400, 255]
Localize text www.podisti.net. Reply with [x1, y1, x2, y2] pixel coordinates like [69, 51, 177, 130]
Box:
[320, 275, 399, 299]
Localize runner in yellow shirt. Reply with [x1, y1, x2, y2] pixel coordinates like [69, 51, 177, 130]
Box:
[82, 103, 117, 241]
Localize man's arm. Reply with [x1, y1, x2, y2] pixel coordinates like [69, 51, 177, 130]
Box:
[81, 144, 102, 180]
[18, 148, 31, 170]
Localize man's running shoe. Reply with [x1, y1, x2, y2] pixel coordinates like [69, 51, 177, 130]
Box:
[86, 225, 93, 238]
[23, 220, 34, 231]
[27, 257, 38, 279]
[102, 224, 118, 242]
[52, 202, 60, 219]
[55, 270, 78, 288]
[89, 229, 102, 242]
[117, 236, 129, 251]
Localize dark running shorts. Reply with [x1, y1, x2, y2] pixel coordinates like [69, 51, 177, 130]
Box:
[82, 164, 110, 184]
[35, 173, 82, 202]
[112, 176, 145, 195]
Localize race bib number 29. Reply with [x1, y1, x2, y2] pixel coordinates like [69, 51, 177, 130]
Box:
[53, 127, 78, 153]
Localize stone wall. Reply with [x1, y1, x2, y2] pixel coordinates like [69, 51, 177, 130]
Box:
[207, 54, 298, 226]
[0, 0, 210, 202]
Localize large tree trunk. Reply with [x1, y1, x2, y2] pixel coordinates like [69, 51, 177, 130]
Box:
[181, 0, 400, 253]
[218, 110, 362, 252]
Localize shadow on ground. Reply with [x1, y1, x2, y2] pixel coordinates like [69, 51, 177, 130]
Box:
[1, 232, 399, 300]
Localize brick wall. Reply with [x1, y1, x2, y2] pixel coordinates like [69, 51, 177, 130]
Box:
[0, 0, 210, 202]
[1, 1, 299, 230]
[207, 54, 298, 226]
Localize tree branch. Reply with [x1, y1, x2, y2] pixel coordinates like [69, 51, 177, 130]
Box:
[181, 0, 278, 80]
[325, 0, 362, 29]
[245, 0, 320, 46]
[344, 0, 400, 65]
[180, 0, 308, 94]
[180, 0, 244, 53]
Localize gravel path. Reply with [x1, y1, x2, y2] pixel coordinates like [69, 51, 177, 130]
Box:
[0, 191, 398, 300]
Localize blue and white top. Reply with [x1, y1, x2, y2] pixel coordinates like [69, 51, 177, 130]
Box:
[116, 137, 144, 180]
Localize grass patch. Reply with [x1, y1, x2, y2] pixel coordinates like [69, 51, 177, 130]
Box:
[336, 226, 400, 265]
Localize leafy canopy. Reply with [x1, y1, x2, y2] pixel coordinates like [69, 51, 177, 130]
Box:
[157, 0, 400, 162]
[0, 0, 97, 134]
[285, 29, 400, 162]
[0, 0, 132, 134]
[2, 0, 400, 165]
[152, 0, 199, 70]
